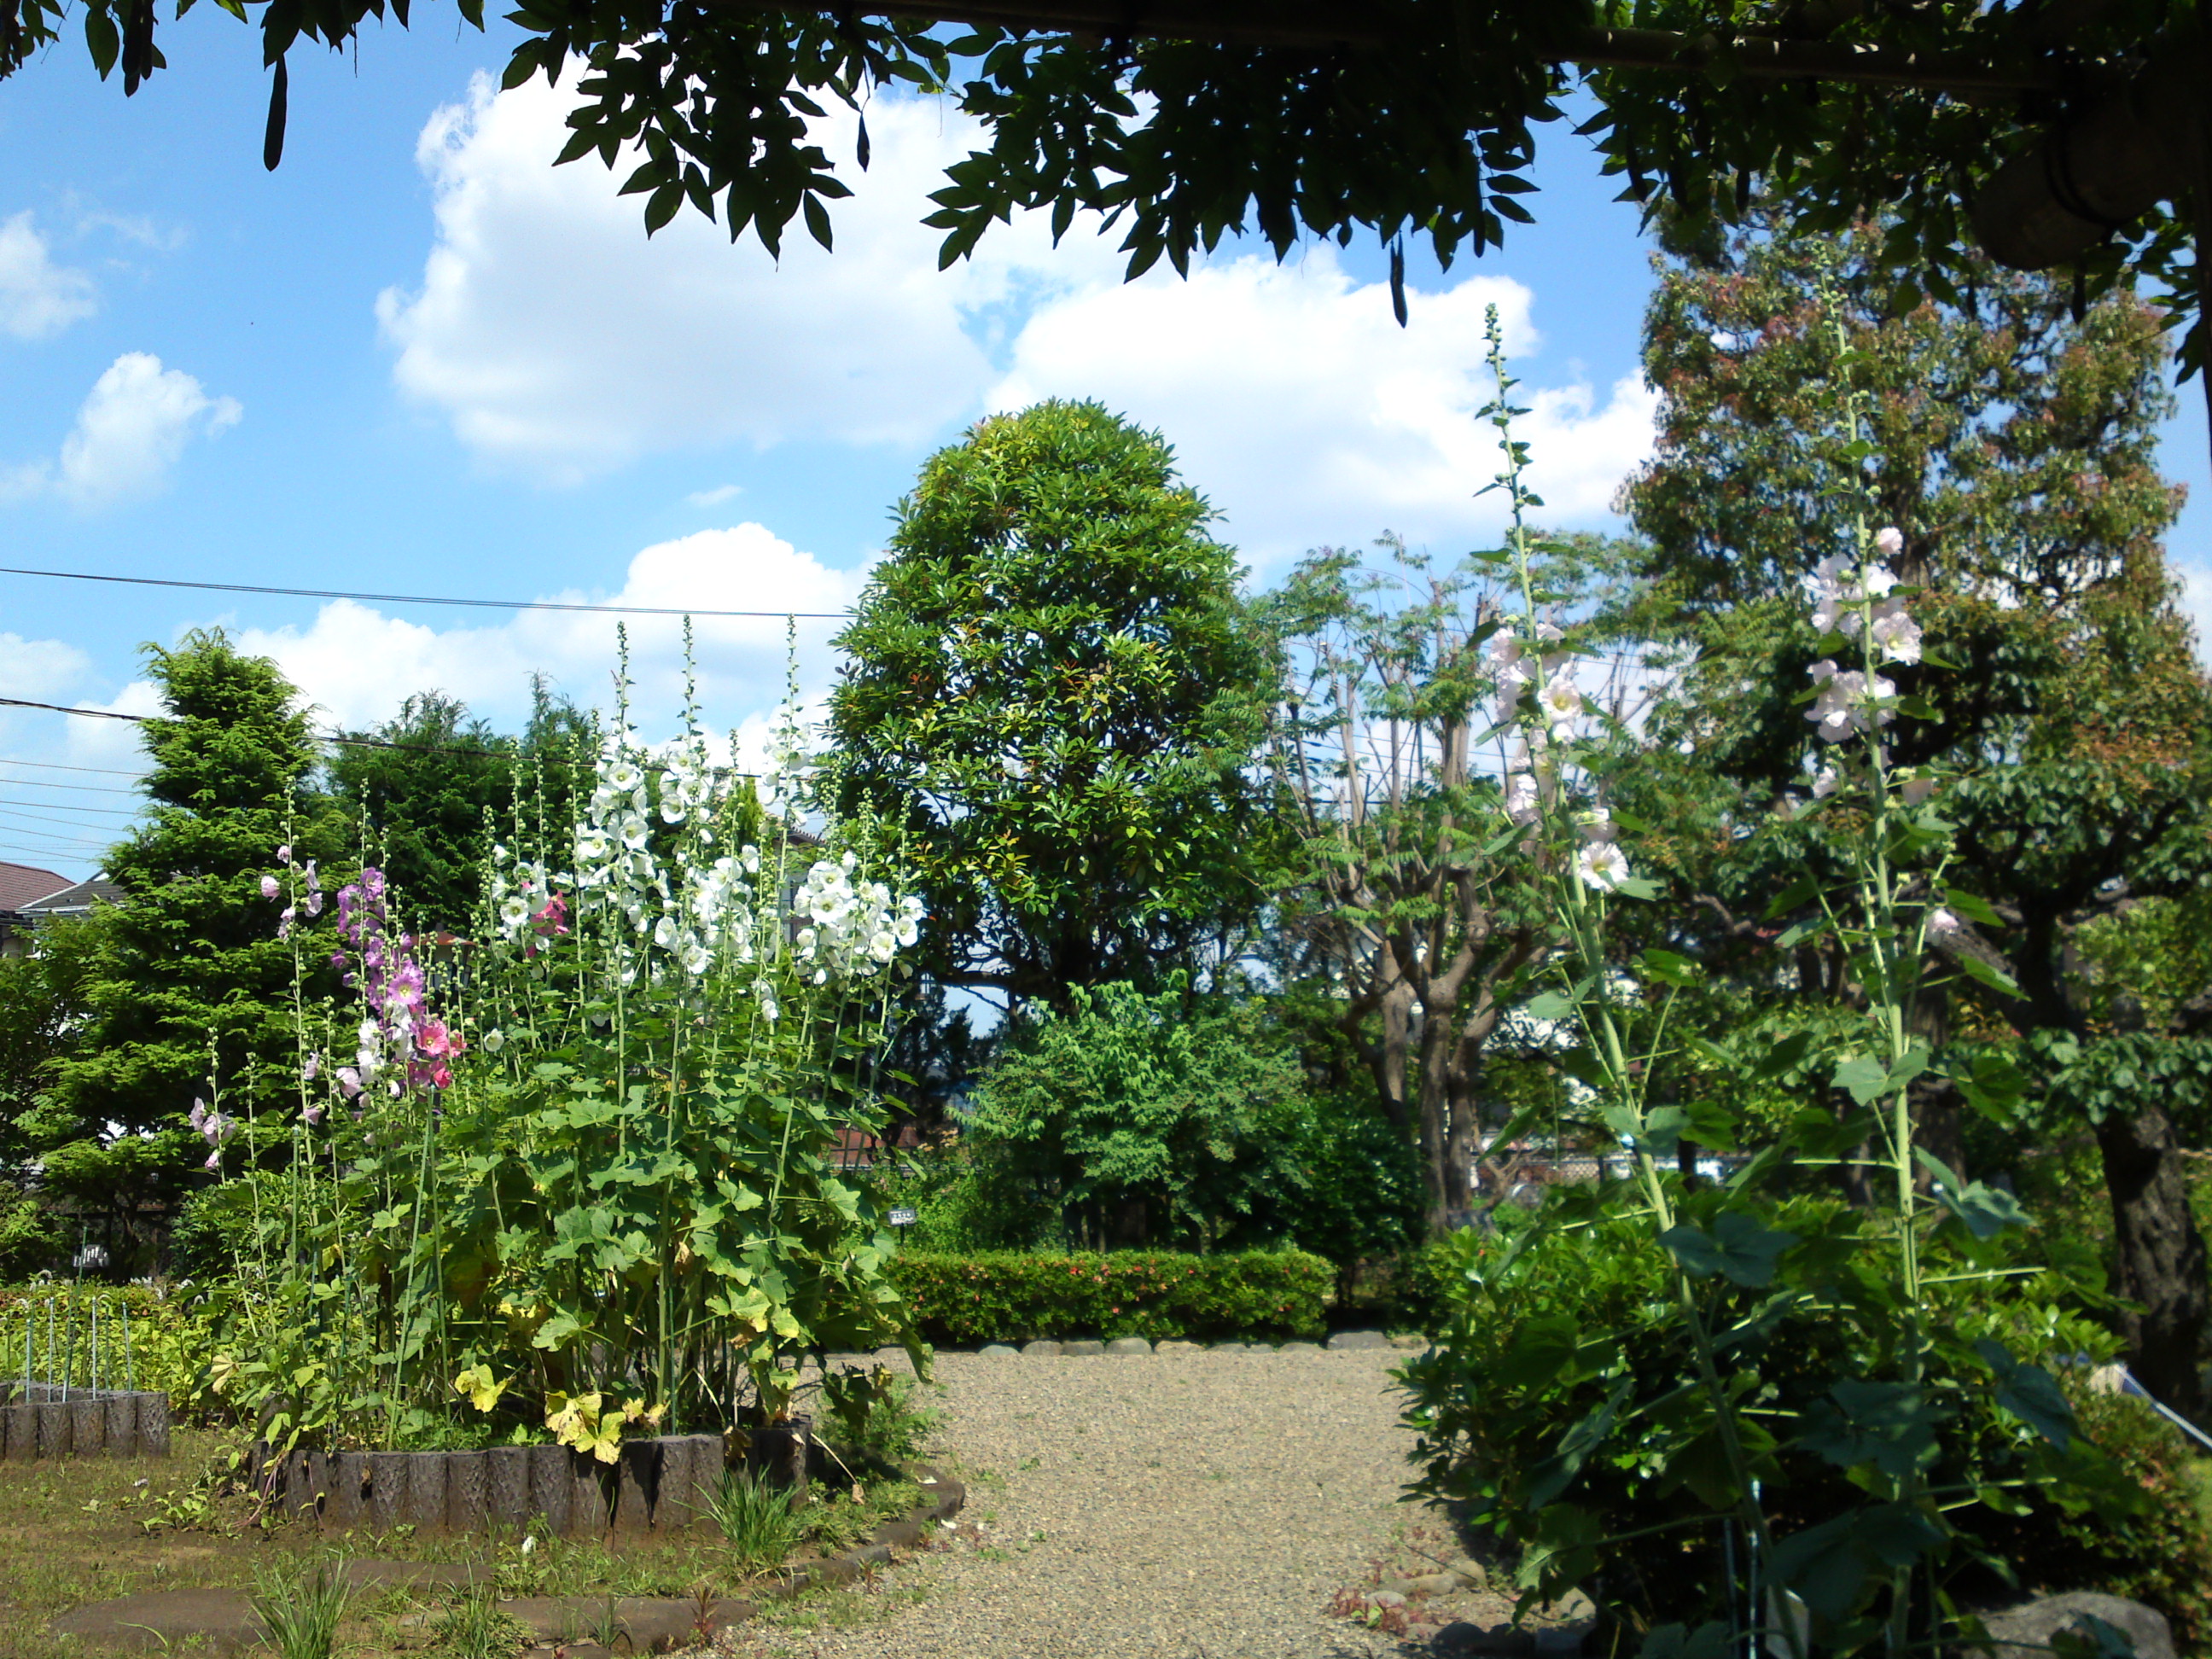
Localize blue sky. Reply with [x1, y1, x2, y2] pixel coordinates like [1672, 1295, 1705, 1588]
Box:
[3, 18, 2208, 883]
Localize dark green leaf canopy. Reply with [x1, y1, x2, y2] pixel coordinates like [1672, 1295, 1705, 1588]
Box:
[9, 0, 2201, 391]
[827, 398, 1278, 1004]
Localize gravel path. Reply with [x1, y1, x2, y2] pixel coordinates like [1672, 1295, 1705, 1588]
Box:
[757, 1348, 1431, 1659]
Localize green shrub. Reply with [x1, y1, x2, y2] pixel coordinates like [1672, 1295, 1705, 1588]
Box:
[1972, 1387, 2212, 1650]
[0, 1194, 61, 1280]
[889, 1248, 1330, 1342]
[958, 981, 1318, 1251]
[0, 1282, 221, 1408]
[1401, 1199, 2143, 1639]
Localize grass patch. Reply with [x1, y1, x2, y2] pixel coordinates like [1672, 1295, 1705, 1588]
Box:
[0, 1428, 940, 1658]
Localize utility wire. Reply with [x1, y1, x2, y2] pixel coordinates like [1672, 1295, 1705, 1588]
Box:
[0, 696, 774, 776]
[0, 776, 142, 796]
[0, 810, 135, 840]
[0, 564, 852, 620]
[0, 696, 516, 760]
[0, 756, 144, 777]
[0, 805, 140, 831]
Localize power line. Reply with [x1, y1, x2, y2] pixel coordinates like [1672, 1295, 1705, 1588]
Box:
[0, 775, 141, 796]
[0, 826, 109, 855]
[0, 696, 771, 775]
[0, 564, 853, 620]
[0, 696, 515, 759]
[0, 756, 144, 777]
[0, 805, 139, 831]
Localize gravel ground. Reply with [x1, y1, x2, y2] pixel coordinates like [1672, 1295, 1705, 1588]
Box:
[754, 1347, 1436, 1659]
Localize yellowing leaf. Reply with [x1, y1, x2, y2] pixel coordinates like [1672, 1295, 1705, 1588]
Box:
[452, 1363, 511, 1414]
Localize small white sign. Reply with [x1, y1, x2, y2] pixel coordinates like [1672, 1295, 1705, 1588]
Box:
[889, 1208, 918, 1226]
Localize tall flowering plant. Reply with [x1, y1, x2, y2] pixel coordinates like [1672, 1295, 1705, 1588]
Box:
[212, 645, 928, 1457]
[1401, 310, 2128, 1659]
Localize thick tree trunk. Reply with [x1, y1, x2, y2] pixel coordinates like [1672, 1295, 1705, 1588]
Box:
[1416, 1009, 1464, 1237]
[2095, 1098, 2211, 1423]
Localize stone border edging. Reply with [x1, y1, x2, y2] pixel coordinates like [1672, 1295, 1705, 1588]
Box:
[0, 1381, 172, 1459]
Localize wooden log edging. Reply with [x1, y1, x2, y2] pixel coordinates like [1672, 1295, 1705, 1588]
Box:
[260, 1431, 731, 1536]
[255, 1432, 969, 1555]
[0, 1382, 172, 1459]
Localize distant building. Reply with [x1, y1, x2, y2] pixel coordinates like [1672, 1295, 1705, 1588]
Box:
[0, 862, 69, 958]
[0, 865, 126, 958]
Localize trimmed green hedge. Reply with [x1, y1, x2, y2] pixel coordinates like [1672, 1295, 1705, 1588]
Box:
[889, 1249, 1332, 1344]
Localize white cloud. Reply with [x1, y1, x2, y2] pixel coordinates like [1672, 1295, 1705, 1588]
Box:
[687, 484, 743, 508]
[0, 212, 96, 341]
[377, 80, 1124, 485]
[2, 352, 242, 509]
[0, 634, 92, 701]
[229, 522, 868, 741]
[376, 79, 1650, 560]
[986, 249, 1657, 565]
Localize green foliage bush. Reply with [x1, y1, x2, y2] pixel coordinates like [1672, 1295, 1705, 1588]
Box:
[0, 1282, 218, 1406]
[1401, 1198, 2142, 1639]
[890, 1249, 1330, 1343]
[1975, 1387, 2212, 1650]
[959, 981, 1316, 1251]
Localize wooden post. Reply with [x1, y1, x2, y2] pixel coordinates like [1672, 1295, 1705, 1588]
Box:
[527, 1443, 570, 1538]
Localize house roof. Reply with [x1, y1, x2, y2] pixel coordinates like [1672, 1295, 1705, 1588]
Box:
[0, 863, 68, 911]
[20, 875, 126, 914]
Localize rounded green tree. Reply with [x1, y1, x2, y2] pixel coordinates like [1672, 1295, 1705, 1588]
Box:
[830, 399, 1279, 1009]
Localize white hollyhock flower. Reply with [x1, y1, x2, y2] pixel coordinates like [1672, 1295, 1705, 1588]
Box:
[1813, 767, 1841, 799]
[1875, 526, 1904, 560]
[869, 928, 897, 963]
[1537, 675, 1583, 730]
[1929, 907, 1961, 936]
[1868, 597, 1922, 665]
[1505, 772, 1540, 827]
[607, 760, 643, 792]
[498, 897, 529, 931]
[1576, 841, 1632, 893]
[482, 1028, 506, 1053]
[620, 815, 651, 851]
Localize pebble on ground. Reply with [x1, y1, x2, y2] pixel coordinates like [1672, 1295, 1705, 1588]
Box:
[748, 1346, 1435, 1659]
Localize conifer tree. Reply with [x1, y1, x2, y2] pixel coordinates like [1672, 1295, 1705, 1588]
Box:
[40, 631, 348, 1245]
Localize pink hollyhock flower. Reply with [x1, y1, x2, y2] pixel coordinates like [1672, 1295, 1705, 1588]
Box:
[260, 875, 282, 899]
